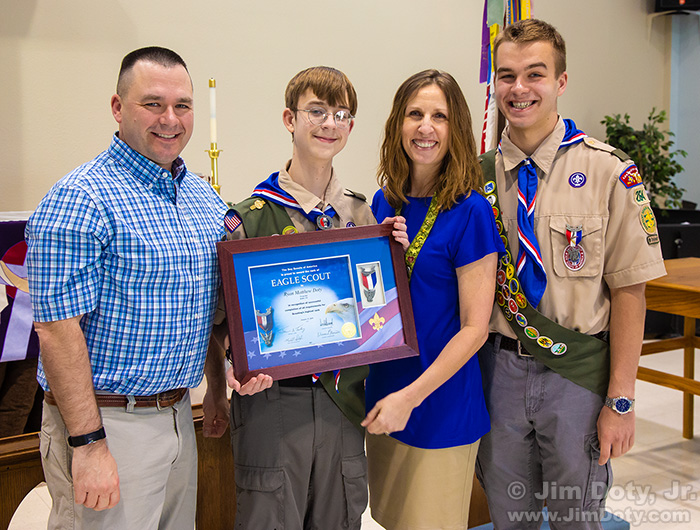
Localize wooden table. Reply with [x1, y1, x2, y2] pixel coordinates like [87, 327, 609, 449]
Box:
[639, 257, 700, 439]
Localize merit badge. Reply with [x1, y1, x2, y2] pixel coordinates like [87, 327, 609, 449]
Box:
[509, 278, 520, 294]
[484, 180, 496, 194]
[563, 224, 586, 271]
[647, 234, 660, 245]
[500, 235, 509, 248]
[619, 164, 643, 188]
[633, 188, 650, 206]
[551, 342, 567, 356]
[516, 313, 528, 327]
[492, 206, 500, 219]
[515, 292, 527, 309]
[504, 307, 514, 321]
[282, 225, 298, 235]
[537, 336, 553, 348]
[316, 214, 333, 230]
[508, 299, 518, 314]
[346, 221, 356, 228]
[496, 292, 506, 306]
[568, 172, 586, 188]
[497, 270, 507, 285]
[639, 205, 657, 235]
[505, 263, 515, 280]
[501, 285, 511, 300]
[495, 220, 503, 234]
[487, 194, 497, 206]
[251, 199, 265, 210]
[524, 326, 539, 340]
[501, 250, 512, 266]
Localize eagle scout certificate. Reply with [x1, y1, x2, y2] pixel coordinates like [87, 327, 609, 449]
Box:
[248, 256, 362, 356]
[217, 225, 418, 383]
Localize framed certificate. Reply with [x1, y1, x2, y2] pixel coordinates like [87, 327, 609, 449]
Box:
[217, 224, 419, 384]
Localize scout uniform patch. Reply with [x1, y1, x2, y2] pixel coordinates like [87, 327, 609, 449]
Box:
[224, 210, 242, 233]
[619, 164, 643, 188]
[633, 187, 650, 206]
[639, 205, 657, 235]
[568, 172, 586, 188]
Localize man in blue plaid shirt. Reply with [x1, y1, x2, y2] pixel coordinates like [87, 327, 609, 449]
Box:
[25, 47, 228, 530]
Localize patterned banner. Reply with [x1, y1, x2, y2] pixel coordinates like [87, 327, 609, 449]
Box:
[0, 220, 39, 362]
[479, 0, 532, 154]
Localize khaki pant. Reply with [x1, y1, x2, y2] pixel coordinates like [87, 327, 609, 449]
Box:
[40, 392, 197, 530]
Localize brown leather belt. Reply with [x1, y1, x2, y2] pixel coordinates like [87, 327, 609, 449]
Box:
[44, 388, 187, 409]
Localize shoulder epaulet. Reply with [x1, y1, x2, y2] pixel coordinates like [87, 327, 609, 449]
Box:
[344, 189, 367, 202]
[582, 137, 631, 162]
[235, 196, 267, 212]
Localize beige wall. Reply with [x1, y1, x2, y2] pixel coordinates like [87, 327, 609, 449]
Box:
[0, 0, 670, 211]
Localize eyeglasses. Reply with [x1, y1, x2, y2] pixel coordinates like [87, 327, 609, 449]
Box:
[297, 107, 354, 129]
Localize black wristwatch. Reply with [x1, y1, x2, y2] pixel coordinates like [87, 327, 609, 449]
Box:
[68, 427, 106, 447]
[604, 396, 635, 415]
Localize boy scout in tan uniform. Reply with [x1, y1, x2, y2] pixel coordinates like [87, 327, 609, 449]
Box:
[204, 66, 404, 530]
[476, 19, 666, 529]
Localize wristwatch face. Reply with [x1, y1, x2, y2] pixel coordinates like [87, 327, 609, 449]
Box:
[614, 397, 632, 414]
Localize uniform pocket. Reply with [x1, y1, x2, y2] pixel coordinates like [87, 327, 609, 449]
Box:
[234, 465, 285, 529]
[583, 433, 612, 511]
[550, 216, 603, 279]
[341, 454, 368, 526]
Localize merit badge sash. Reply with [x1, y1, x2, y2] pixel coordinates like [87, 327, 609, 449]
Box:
[480, 149, 609, 397]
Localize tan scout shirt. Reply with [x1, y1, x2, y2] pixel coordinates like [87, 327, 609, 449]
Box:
[229, 161, 375, 240]
[490, 117, 666, 338]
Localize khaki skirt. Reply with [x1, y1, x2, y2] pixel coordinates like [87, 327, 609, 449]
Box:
[366, 433, 480, 530]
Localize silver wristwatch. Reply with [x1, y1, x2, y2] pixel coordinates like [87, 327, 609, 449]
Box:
[604, 396, 635, 415]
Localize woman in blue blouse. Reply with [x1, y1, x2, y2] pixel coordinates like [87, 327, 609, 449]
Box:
[362, 70, 503, 530]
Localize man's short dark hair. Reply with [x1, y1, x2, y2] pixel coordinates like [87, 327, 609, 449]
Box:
[116, 46, 189, 96]
[494, 19, 567, 77]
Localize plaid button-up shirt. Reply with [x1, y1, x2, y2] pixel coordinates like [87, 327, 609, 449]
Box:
[26, 135, 228, 395]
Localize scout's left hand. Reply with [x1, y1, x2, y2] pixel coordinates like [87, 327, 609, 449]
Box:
[597, 406, 635, 465]
[361, 390, 415, 435]
[202, 386, 230, 438]
[382, 216, 409, 252]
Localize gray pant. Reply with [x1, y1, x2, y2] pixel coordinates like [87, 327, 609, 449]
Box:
[476, 336, 612, 530]
[230, 383, 367, 530]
